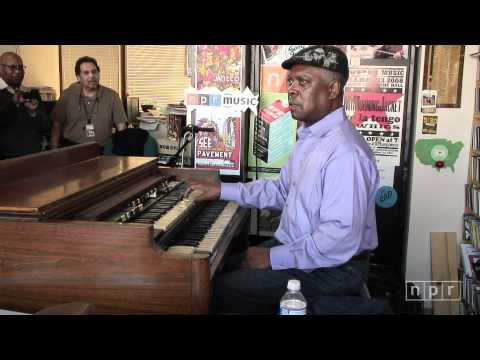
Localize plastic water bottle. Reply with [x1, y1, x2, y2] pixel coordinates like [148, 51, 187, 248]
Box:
[279, 279, 307, 315]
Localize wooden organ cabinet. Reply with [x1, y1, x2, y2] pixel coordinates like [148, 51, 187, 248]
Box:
[0, 143, 249, 314]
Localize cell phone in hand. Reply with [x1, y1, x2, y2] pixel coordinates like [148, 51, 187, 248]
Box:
[22, 89, 41, 103]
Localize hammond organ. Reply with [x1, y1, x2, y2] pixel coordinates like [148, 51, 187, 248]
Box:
[0, 143, 249, 314]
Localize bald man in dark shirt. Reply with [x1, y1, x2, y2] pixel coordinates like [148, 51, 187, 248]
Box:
[0, 52, 49, 160]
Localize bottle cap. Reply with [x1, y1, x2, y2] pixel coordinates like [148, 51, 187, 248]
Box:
[287, 279, 300, 291]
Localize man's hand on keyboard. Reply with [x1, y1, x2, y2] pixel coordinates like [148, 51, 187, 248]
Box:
[184, 182, 220, 202]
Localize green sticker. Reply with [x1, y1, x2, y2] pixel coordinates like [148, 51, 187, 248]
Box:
[415, 139, 463, 171]
[430, 144, 449, 161]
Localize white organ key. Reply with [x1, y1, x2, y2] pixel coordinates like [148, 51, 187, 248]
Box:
[167, 246, 195, 255]
[153, 197, 196, 232]
[195, 202, 239, 254]
[186, 189, 204, 201]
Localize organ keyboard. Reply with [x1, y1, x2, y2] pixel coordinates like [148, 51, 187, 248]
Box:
[169, 201, 240, 259]
[0, 143, 249, 314]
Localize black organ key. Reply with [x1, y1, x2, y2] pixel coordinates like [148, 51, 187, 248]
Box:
[169, 201, 228, 248]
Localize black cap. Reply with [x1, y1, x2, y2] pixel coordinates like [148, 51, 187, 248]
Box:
[281, 45, 349, 82]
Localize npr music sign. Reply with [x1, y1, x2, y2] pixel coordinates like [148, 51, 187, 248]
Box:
[185, 87, 259, 115]
[405, 281, 460, 301]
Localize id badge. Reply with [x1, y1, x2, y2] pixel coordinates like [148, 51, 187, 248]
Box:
[85, 123, 95, 138]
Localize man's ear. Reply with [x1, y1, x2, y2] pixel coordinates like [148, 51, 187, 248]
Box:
[328, 80, 341, 100]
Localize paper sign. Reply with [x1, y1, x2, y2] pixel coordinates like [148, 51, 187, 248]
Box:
[422, 115, 438, 134]
[379, 166, 395, 188]
[186, 87, 259, 115]
[421, 90, 437, 113]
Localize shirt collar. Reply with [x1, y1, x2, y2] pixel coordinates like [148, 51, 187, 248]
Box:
[75, 81, 104, 100]
[297, 107, 346, 139]
[0, 77, 8, 91]
[0, 77, 27, 94]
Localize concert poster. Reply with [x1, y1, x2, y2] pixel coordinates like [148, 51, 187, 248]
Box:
[195, 45, 242, 91]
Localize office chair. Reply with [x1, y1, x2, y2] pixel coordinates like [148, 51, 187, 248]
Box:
[308, 253, 394, 314]
[308, 295, 392, 315]
[103, 128, 158, 157]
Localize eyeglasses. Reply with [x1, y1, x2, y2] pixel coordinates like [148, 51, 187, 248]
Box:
[0, 64, 26, 71]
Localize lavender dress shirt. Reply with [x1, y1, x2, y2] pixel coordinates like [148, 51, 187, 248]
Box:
[221, 107, 379, 271]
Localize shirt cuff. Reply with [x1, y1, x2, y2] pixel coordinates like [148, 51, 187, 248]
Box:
[220, 182, 239, 202]
[269, 244, 296, 270]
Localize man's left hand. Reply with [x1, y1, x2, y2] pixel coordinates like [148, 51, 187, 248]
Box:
[240, 247, 271, 269]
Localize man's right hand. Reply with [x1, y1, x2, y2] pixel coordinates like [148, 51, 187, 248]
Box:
[184, 182, 221, 202]
[12, 91, 24, 104]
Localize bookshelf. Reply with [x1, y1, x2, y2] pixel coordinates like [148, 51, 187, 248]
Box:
[465, 50, 480, 221]
[461, 50, 480, 314]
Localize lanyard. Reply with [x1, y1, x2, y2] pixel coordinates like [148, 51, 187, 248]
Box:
[81, 96, 98, 125]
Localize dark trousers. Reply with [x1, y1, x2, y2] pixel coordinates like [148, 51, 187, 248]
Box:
[212, 238, 369, 315]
